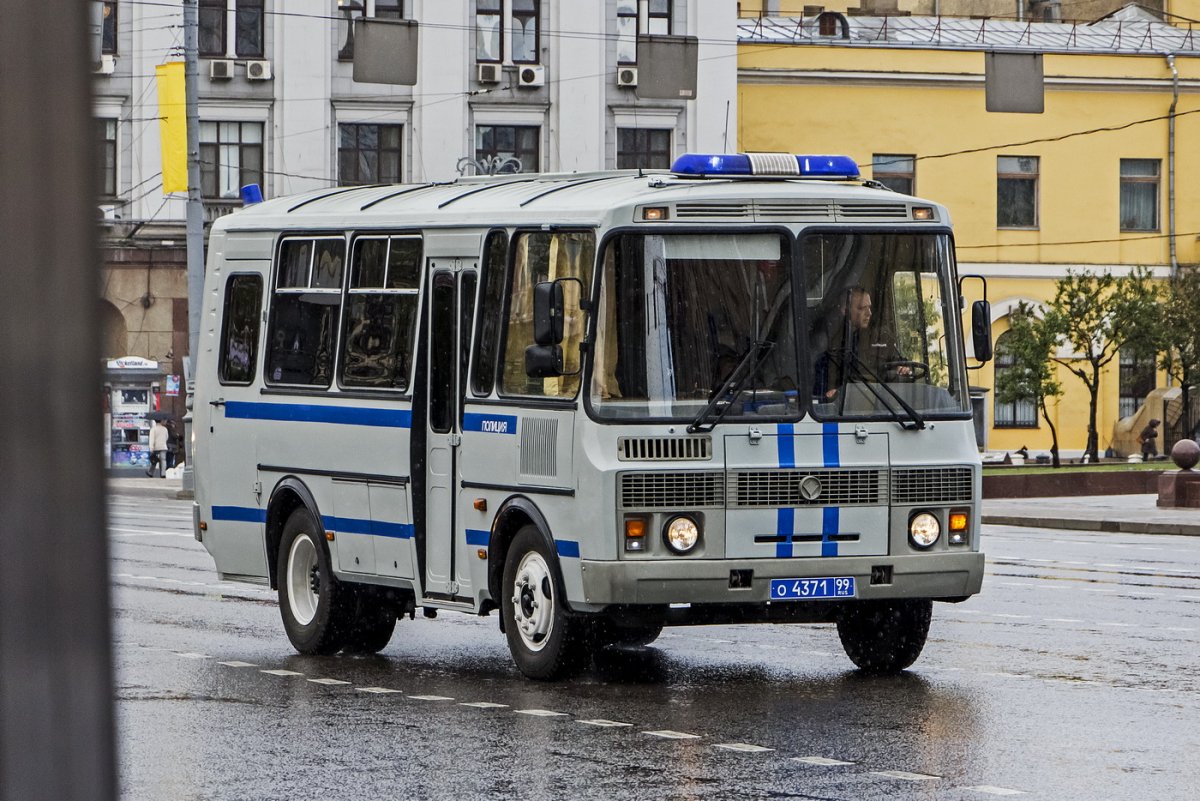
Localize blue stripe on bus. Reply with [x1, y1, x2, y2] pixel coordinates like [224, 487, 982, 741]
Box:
[322, 516, 414, 539]
[555, 540, 580, 558]
[822, 423, 840, 467]
[822, 506, 840, 558]
[462, 413, 518, 435]
[212, 505, 267, 523]
[776, 423, 795, 469]
[224, 401, 412, 429]
[465, 529, 490, 547]
[775, 507, 795, 558]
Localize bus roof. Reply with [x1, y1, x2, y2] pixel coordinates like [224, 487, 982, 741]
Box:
[211, 169, 948, 234]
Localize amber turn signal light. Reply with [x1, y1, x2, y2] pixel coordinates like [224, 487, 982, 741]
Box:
[625, 519, 646, 538]
[949, 512, 968, 531]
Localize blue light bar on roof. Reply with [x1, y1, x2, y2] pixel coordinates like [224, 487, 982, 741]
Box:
[670, 152, 860, 179]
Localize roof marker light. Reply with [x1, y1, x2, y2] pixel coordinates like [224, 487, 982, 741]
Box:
[670, 153, 860, 180]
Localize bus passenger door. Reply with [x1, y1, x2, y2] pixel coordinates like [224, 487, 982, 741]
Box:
[422, 264, 475, 599]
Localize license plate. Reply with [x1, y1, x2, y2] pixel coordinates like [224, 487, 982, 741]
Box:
[770, 577, 856, 600]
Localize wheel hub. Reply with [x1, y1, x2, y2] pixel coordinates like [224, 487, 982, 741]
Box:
[510, 551, 554, 652]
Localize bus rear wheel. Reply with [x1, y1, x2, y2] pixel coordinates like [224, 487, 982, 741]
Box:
[501, 526, 589, 680]
[277, 507, 352, 655]
[592, 619, 664, 648]
[341, 590, 398, 654]
[836, 598, 932, 674]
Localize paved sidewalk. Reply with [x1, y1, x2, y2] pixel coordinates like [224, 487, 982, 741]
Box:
[983, 493, 1200, 536]
[108, 476, 187, 500]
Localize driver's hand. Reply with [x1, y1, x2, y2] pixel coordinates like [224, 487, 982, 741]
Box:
[898, 365, 912, 376]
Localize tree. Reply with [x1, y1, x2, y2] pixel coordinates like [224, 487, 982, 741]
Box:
[993, 302, 1064, 466]
[1160, 266, 1200, 444]
[1042, 268, 1162, 463]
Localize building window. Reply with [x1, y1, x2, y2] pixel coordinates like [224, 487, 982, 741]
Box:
[338, 123, 402, 185]
[997, 155, 1038, 229]
[102, 1, 118, 55]
[1120, 159, 1160, 232]
[97, 119, 117, 198]
[476, 0, 539, 64]
[617, 128, 671, 170]
[374, 0, 405, 18]
[200, 122, 264, 200]
[993, 331, 1038, 428]
[618, 0, 671, 64]
[475, 125, 539, 173]
[200, 0, 265, 58]
[871, 154, 914, 195]
[339, 1, 407, 61]
[1119, 347, 1156, 419]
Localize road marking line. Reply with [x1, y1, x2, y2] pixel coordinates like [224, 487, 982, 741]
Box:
[217, 661, 257, 668]
[460, 701, 509, 709]
[308, 678, 351, 685]
[578, 719, 633, 727]
[357, 687, 403, 694]
[1099, 622, 1135, 627]
[1043, 618, 1084, 623]
[871, 770, 940, 781]
[408, 695, 454, 701]
[966, 785, 1026, 796]
[176, 652, 210, 659]
[714, 743, 774, 753]
[516, 709, 568, 717]
[792, 756, 855, 766]
[644, 730, 701, 740]
[991, 613, 1032, 619]
[1160, 626, 1195, 632]
[261, 669, 304, 677]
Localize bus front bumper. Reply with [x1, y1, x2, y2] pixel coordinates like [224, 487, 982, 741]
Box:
[577, 551, 984, 606]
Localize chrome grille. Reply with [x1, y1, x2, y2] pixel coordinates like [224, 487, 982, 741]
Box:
[619, 471, 725, 509]
[618, 436, 711, 462]
[891, 467, 973, 504]
[728, 469, 886, 507]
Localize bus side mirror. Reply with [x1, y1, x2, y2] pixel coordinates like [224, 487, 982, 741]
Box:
[533, 281, 564, 345]
[971, 300, 993, 363]
[525, 344, 563, 377]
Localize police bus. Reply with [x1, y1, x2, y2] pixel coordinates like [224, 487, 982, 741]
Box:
[192, 152, 993, 680]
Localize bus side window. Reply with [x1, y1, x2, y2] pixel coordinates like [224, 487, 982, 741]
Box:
[218, 274, 263, 385]
[339, 235, 421, 391]
[470, 230, 507, 397]
[499, 231, 595, 399]
[265, 236, 343, 387]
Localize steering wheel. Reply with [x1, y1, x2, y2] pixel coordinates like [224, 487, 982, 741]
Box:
[884, 360, 929, 381]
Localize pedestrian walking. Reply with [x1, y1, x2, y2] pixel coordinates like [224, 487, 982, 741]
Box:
[1139, 418, 1160, 459]
[147, 419, 168, 477]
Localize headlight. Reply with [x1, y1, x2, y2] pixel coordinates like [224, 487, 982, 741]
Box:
[664, 516, 700, 554]
[908, 512, 940, 549]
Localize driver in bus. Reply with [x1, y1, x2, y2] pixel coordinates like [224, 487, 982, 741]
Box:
[812, 286, 909, 400]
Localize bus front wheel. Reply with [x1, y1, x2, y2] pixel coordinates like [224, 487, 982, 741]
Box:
[277, 507, 352, 655]
[836, 598, 932, 674]
[501, 526, 589, 680]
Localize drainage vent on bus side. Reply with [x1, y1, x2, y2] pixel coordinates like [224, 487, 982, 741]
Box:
[520, 417, 558, 477]
[617, 436, 712, 461]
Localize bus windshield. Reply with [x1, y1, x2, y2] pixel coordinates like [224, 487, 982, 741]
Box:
[804, 231, 969, 422]
[591, 232, 800, 422]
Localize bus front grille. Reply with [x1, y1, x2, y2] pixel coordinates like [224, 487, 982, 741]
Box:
[891, 467, 973, 504]
[618, 436, 712, 461]
[619, 471, 725, 509]
[727, 469, 887, 508]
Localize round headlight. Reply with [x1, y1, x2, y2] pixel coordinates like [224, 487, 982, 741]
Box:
[909, 512, 940, 549]
[664, 516, 700, 554]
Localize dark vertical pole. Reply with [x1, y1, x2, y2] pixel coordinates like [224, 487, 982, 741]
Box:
[181, 0, 204, 497]
[0, 1, 117, 800]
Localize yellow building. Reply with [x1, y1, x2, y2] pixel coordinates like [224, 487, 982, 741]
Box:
[737, 9, 1200, 456]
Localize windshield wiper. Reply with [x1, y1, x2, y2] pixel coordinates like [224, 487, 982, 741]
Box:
[687, 340, 775, 434]
[827, 349, 926, 431]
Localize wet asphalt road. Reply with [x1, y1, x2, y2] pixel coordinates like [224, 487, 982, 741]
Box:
[110, 490, 1200, 800]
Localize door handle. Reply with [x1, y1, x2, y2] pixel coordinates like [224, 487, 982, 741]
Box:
[209, 399, 226, 407]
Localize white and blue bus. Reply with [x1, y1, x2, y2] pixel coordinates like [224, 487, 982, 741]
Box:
[192, 153, 993, 679]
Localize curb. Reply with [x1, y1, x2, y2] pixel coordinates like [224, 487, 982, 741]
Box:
[982, 515, 1200, 537]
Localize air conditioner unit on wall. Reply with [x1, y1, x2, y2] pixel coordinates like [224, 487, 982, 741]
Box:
[209, 59, 234, 80]
[95, 54, 116, 75]
[517, 64, 545, 87]
[616, 66, 638, 88]
[246, 60, 272, 81]
[477, 63, 501, 84]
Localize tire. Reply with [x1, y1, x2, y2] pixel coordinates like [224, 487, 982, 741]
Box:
[341, 589, 398, 655]
[593, 619, 664, 649]
[277, 507, 353, 655]
[836, 599, 932, 674]
[501, 526, 590, 680]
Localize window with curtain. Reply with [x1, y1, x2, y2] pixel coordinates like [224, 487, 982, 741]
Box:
[1120, 159, 1160, 232]
[199, 0, 226, 56]
[618, 0, 671, 64]
[871, 153, 915, 195]
[993, 331, 1038, 428]
[235, 0, 264, 57]
[511, 0, 539, 63]
[102, 1, 118, 55]
[997, 155, 1038, 228]
[476, 0, 502, 62]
